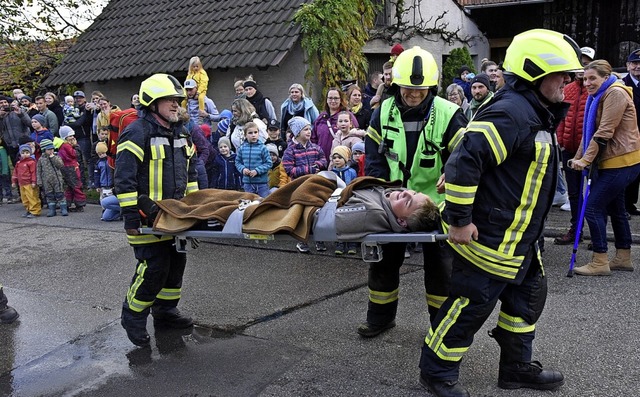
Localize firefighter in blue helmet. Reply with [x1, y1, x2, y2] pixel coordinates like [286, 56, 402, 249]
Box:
[418, 29, 583, 397]
[115, 73, 199, 346]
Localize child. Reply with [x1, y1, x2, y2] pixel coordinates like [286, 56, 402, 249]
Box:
[11, 144, 41, 217]
[58, 126, 86, 212]
[331, 111, 364, 151]
[282, 116, 328, 253]
[330, 145, 358, 255]
[36, 139, 68, 217]
[91, 126, 109, 176]
[0, 138, 17, 204]
[266, 143, 289, 193]
[30, 114, 54, 146]
[210, 109, 233, 148]
[235, 122, 272, 198]
[63, 96, 80, 125]
[265, 119, 287, 158]
[94, 142, 121, 221]
[352, 141, 365, 177]
[330, 146, 357, 184]
[186, 56, 209, 112]
[212, 137, 242, 190]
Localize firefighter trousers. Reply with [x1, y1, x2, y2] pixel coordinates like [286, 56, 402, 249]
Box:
[365, 241, 453, 326]
[124, 240, 187, 314]
[419, 253, 548, 381]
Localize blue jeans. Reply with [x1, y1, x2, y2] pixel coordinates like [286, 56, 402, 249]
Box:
[585, 164, 640, 253]
[100, 194, 122, 221]
[243, 183, 269, 198]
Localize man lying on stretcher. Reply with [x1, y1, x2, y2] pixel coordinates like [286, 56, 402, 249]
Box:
[139, 174, 440, 241]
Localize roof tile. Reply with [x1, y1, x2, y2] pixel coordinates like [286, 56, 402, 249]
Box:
[45, 0, 309, 86]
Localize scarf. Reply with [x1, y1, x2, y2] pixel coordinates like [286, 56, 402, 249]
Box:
[287, 98, 305, 115]
[582, 75, 617, 150]
[350, 103, 362, 114]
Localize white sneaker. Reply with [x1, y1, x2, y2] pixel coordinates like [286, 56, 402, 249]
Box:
[560, 201, 571, 211]
[296, 242, 310, 253]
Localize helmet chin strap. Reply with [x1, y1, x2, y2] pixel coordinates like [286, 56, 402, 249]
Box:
[149, 104, 173, 125]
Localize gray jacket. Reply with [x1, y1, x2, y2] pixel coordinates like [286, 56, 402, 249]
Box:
[0, 109, 31, 148]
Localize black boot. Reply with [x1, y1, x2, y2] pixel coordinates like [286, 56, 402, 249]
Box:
[356, 320, 395, 337]
[498, 361, 564, 390]
[419, 374, 470, 397]
[152, 306, 193, 328]
[489, 327, 564, 390]
[0, 287, 19, 324]
[121, 306, 150, 346]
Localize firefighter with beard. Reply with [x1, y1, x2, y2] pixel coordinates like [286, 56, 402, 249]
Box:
[418, 29, 583, 397]
[361, 46, 467, 337]
[115, 74, 199, 346]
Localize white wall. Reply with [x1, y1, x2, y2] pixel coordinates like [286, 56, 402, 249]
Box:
[363, 0, 490, 74]
[84, 42, 314, 123]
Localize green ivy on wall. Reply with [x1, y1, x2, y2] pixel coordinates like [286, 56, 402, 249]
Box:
[294, 0, 377, 95]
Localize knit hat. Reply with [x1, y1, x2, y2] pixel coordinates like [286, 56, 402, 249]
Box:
[457, 65, 471, 75]
[19, 144, 32, 155]
[200, 123, 211, 138]
[331, 145, 351, 161]
[352, 141, 365, 154]
[59, 125, 75, 140]
[95, 141, 108, 154]
[40, 138, 54, 150]
[219, 109, 232, 120]
[265, 143, 279, 156]
[390, 43, 405, 56]
[288, 116, 310, 137]
[31, 114, 46, 126]
[21, 95, 32, 103]
[218, 136, 231, 149]
[217, 118, 231, 135]
[471, 73, 490, 89]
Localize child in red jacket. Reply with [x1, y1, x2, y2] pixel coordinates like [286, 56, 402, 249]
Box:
[11, 144, 41, 217]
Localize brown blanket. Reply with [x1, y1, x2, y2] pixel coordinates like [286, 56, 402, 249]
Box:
[152, 174, 338, 241]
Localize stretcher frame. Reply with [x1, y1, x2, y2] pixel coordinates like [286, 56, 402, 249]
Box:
[138, 227, 448, 262]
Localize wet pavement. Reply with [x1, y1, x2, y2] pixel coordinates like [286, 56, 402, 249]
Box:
[1, 201, 640, 396]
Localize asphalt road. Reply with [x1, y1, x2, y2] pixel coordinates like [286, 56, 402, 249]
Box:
[1, 202, 639, 397]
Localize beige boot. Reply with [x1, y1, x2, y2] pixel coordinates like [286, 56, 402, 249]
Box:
[609, 249, 634, 272]
[574, 252, 611, 276]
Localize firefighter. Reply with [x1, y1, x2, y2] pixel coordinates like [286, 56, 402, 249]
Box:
[418, 29, 583, 397]
[361, 46, 467, 337]
[115, 73, 199, 346]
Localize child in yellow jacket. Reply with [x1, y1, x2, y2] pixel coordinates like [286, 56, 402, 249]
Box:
[186, 56, 209, 111]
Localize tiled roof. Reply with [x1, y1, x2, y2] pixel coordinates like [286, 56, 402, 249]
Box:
[44, 0, 308, 86]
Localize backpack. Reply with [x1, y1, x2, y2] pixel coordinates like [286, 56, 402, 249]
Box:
[107, 108, 138, 169]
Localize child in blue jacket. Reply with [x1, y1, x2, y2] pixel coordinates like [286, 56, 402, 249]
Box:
[235, 122, 272, 198]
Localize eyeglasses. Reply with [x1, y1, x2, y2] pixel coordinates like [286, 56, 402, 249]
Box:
[447, 93, 460, 98]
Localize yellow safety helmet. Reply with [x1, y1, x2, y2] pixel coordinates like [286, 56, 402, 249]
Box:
[139, 73, 186, 107]
[392, 46, 439, 89]
[503, 29, 583, 82]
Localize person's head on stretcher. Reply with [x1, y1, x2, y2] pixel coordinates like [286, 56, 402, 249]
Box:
[385, 188, 439, 231]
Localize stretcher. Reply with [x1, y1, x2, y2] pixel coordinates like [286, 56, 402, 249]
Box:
[139, 215, 448, 262]
[137, 172, 448, 261]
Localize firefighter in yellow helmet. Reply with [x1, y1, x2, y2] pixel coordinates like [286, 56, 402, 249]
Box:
[419, 29, 582, 397]
[361, 47, 467, 337]
[115, 73, 199, 346]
